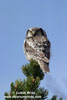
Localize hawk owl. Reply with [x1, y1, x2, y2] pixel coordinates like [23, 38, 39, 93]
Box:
[24, 27, 51, 73]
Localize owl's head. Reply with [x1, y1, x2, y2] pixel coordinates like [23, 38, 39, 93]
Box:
[26, 27, 47, 38]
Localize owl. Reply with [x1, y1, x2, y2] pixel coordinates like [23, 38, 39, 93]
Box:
[24, 27, 51, 73]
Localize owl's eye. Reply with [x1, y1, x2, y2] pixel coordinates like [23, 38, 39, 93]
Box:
[34, 29, 44, 36]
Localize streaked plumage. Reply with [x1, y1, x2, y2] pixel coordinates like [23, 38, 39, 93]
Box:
[24, 27, 51, 73]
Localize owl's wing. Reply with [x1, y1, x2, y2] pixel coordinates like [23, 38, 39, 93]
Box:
[33, 36, 50, 60]
[24, 38, 49, 63]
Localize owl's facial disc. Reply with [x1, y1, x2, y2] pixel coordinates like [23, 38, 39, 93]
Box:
[26, 27, 47, 38]
[34, 28, 47, 37]
[34, 29, 44, 36]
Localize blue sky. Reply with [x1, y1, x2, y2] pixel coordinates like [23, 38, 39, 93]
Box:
[0, 0, 67, 100]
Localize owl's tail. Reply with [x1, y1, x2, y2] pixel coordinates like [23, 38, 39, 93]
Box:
[38, 61, 50, 73]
